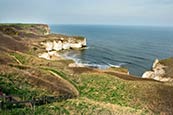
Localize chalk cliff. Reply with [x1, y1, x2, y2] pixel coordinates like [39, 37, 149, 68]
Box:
[40, 38, 87, 52]
[0, 24, 87, 60]
[142, 58, 173, 82]
[36, 35, 86, 60]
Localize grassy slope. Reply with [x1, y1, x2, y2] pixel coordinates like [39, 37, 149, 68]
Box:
[2, 52, 173, 114]
[0, 24, 173, 115]
[160, 57, 173, 78]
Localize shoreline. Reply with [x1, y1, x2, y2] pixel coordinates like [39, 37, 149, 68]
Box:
[0, 23, 173, 114]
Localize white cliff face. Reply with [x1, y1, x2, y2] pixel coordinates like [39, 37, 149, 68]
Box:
[70, 43, 82, 49]
[142, 71, 154, 79]
[142, 59, 172, 82]
[40, 37, 87, 51]
[62, 42, 71, 50]
[68, 63, 85, 67]
[41, 41, 53, 51]
[38, 52, 51, 60]
[53, 41, 63, 51]
[38, 37, 87, 60]
[82, 38, 87, 46]
[153, 64, 166, 77]
[38, 51, 63, 60]
[152, 59, 159, 68]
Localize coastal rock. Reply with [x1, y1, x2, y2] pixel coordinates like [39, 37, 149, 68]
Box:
[152, 59, 159, 68]
[68, 63, 85, 67]
[53, 40, 63, 51]
[70, 43, 82, 49]
[142, 71, 155, 79]
[82, 38, 87, 46]
[40, 37, 87, 52]
[38, 51, 63, 60]
[38, 36, 87, 60]
[142, 58, 173, 82]
[41, 41, 53, 51]
[62, 42, 71, 50]
[38, 52, 50, 60]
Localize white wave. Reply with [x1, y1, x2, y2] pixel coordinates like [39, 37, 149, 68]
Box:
[82, 47, 90, 50]
[108, 64, 120, 68]
[83, 63, 109, 69]
[108, 63, 126, 68]
[61, 51, 126, 70]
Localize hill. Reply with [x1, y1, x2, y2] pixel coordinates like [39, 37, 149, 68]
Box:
[0, 24, 173, 115]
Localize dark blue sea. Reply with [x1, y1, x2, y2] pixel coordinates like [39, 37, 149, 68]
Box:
[50, 25, 173, 76]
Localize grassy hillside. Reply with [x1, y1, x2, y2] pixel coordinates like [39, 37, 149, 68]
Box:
[0, 24, 173, 115]
[160, 57, 173, 78]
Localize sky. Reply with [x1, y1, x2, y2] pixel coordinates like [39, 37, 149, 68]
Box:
[0, 0, 173, 26]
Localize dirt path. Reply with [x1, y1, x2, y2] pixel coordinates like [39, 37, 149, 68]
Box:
[48, 70, 79, 96]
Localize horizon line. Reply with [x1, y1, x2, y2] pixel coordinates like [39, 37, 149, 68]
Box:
[0, 22, 173, 28]
[49, 23, 173, 28]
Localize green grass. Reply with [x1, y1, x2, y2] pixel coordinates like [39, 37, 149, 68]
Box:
[107, 67, 129, 73]
[0, 23, 49, 37]
[78, 74, 131, 106]
[2, 51, 173, 114]
[160, 57, 173, 66]
[42, 67, 78, 90]
[0, 73, 50, 100]
[10, 51, 73, 70]
[10, 52, 27, 64]
[2, 97, 145, 115]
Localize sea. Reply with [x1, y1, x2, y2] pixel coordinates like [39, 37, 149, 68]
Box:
[50, 24, 173, 76]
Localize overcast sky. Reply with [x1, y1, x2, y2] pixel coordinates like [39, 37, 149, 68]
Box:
[0, 0, 173, 26]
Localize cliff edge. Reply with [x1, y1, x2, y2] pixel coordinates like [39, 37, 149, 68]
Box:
[0, 24, 86, 60]
[142, 58, 173, 82]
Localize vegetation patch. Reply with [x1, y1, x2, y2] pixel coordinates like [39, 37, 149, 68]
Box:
[0, 73, 50, 100]
[10, 52, 28, 64]
[2, 97, 145, 115]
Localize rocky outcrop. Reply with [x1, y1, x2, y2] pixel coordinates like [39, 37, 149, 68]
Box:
[26, 25, 87, 60]
[40, 38, 87, 52]
[0, 24, 87, 61]
[142, 58, 173, 82]
[38, 51, 63, 60]
[68, 63, 85, 67]
[38, 38, 86, 60]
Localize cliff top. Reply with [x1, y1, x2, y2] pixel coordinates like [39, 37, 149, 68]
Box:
[0, 24, 86, 52]
[160, 57, 173, 78]
[0, 23, 50, 35]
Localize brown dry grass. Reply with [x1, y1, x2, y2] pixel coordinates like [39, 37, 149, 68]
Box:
[0, 32, 28, 52]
